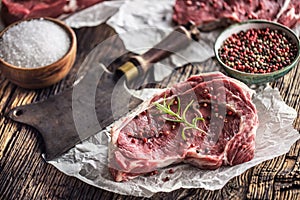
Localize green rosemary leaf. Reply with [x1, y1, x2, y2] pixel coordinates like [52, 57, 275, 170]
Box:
[163, 94, 167, 107]
[167, 99, 175, 110]
[193, 117, 205, 126]
[155, 102, 178, 117]
[182, 99, 194, 122]
[154, 102, 169, 113]
[195, 117, 205, 122]
[181, 127, 187, 141]
[192, 115, 198, 125]
[163, 117, 182, 123]
[177, 97, 181, 115]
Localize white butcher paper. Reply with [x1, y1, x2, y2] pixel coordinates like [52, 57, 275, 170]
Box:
[49, 85, 300, 197]
[62, 0, 217, 82]
[46, 0, 300, 197]
[106, 0, 217, 81]
[63, 0, 125, 28]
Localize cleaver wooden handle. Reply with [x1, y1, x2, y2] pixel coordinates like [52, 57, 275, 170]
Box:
[115, 22, 201, 82]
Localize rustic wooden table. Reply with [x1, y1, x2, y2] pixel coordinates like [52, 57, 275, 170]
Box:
[1, 24, 300, 200]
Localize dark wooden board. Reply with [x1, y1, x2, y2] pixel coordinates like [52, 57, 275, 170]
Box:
[1, 23, 300, 200]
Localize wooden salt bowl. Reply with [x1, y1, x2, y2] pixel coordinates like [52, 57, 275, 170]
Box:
[0, 17, 77, 89]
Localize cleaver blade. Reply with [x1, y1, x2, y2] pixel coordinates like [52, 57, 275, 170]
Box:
[8, 62, 142, 160]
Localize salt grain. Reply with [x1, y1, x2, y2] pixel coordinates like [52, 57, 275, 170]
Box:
[0, 18, 70, 68]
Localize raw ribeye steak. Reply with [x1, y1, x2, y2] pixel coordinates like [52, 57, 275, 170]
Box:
[108, 72, 259, 182]
[173, 0, 300, 30]
[1, 0, 105, 25]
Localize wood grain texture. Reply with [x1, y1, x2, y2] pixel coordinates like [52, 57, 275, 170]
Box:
[0, 23, 300, 200]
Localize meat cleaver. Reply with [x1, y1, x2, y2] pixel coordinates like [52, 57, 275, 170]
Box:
[8, 24, 200, 160]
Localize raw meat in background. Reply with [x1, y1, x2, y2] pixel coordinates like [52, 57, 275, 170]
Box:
[1, 0, 106, 25]
[173, 0, 300, 30]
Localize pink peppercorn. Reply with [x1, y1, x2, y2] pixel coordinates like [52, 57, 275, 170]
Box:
[218, 28, 297, 74]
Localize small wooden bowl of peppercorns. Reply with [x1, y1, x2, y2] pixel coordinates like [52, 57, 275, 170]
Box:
[214, 20, 300, 85]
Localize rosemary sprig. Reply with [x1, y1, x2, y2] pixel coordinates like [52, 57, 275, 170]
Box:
[153, 96, 206, 140]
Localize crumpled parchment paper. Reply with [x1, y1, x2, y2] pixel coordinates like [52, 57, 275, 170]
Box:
[1, 0, 299, 197]
[106, 0, 217, 81]
[49, 85, 300, 197]
[43, 0, 300, 197]
[62, 0, 124, 28]
[62, 0, 218, 82]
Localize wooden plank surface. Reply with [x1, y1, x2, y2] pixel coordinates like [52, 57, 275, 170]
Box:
[1, 23, 300, 200]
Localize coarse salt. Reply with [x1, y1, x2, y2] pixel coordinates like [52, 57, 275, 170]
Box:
[0, 18, 70, 68]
